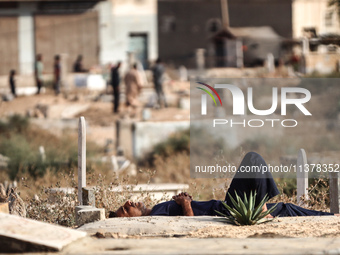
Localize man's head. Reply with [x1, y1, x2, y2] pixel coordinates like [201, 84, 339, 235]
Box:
[110, 200, 150, 218]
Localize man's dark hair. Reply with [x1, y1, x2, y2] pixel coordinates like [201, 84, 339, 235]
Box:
[55, 55, 60, 61]
[156, 58, 162, 64]
[109, 211, 117, 218]
[133, 63, 137, 69]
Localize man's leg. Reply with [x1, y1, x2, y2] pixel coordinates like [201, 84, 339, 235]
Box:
[159, 85, 168, 108]
[225, 152, 280, 207]
[113, 86, 119, 113]
[155, 84, 161, 106]
[36, 80, 41, 94]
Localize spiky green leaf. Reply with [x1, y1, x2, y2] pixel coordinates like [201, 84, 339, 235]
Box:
[216, 191, 278, 226]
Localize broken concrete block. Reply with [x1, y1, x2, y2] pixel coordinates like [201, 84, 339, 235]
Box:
[82, 187, 95, 206]
[0, 203, 9, 214]
[75, 206, 105, 226]
[0, 213, 86, 253]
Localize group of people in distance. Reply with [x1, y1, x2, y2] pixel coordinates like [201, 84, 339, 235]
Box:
[110, 58, 167, 115]
[9, 54, 87, 98]
[9, 56, 167, 114]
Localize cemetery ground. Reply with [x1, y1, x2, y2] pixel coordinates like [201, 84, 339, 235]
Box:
[1, 72, 340, 254]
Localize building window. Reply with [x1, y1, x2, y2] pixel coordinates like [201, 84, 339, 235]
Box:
[206, 19, 222, 33]
[161, 16, 176, 33]
[303, 27, 317, 39]
[325, 11, 333, 27]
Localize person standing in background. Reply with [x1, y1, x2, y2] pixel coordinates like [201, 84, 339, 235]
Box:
[35, 54, 44, 94]
[152, 58, 167, 108]
[73, 55, 88, 73]
[124, 63, 142, 116]
[111, 61, 121, 113]
[53, 55, 61, 95]
[9, 70, 16, 97]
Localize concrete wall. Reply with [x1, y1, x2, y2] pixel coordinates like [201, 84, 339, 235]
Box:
[34, 12, 100, 73]
[97, 0, 157, 68]
[117, 120, 189, 159]
[293, 0, 340, 38]
[0, 1, 102, 75]
[0, 16, 18, 75]
[133, 121, 189, 158]
[0, 2, 35, 75]
[306, 52, 340, 74]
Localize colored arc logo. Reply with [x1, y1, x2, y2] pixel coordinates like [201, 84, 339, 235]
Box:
[196, 82, 222, 106]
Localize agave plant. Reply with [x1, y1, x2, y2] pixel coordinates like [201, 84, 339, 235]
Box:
[215, 191, 277, 226]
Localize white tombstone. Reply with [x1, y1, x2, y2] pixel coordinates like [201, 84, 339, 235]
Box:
[330, 172, 340, 213]
[302, 37, 309, 55]
[39, 146, 46, 162]
[179, 65, 188, 81]
[266, 53, 275, 73]
[297, 148, 308, 205]
[195, 48, 205, 72]
[236, 40, 244, 68]
[78, 116, 86, 205]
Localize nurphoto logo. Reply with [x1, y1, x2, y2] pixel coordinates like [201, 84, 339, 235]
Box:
[196, 82, 312, 128]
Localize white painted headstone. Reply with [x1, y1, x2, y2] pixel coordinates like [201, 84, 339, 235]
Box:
[39, 146, 46, 162]
[78, 117, 86, 205]
[266, 53, 275, 73]
[302, 38, 309, 55]
[195, 48, 205, 72]
[297, 148, 308, 205]
[179, 66, 188, 81]
[330, 172, 340, 214]
[236, 40, 244, 68]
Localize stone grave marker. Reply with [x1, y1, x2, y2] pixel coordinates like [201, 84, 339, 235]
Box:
[297, 148, 308, 205]
[78, 116, 86, 205]
[330, 172, 340, 214]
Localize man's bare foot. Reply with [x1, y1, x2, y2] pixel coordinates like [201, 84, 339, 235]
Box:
[264, 214, 274, 219]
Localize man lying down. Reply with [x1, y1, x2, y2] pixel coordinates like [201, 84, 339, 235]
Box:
[110, 152, 335, 218]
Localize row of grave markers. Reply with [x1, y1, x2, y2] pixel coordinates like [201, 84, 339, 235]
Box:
[77, 117, 340, 213]
[297, 148, 340, 213]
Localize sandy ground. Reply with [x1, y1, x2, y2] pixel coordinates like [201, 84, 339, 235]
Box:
[188, 217, 340, 239]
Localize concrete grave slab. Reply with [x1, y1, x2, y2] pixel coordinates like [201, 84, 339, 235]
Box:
[78, 215, 340, 239]
[0, 213, 86, 253]
[62, 237, 340, 255]
[79, 216, 223, 237]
